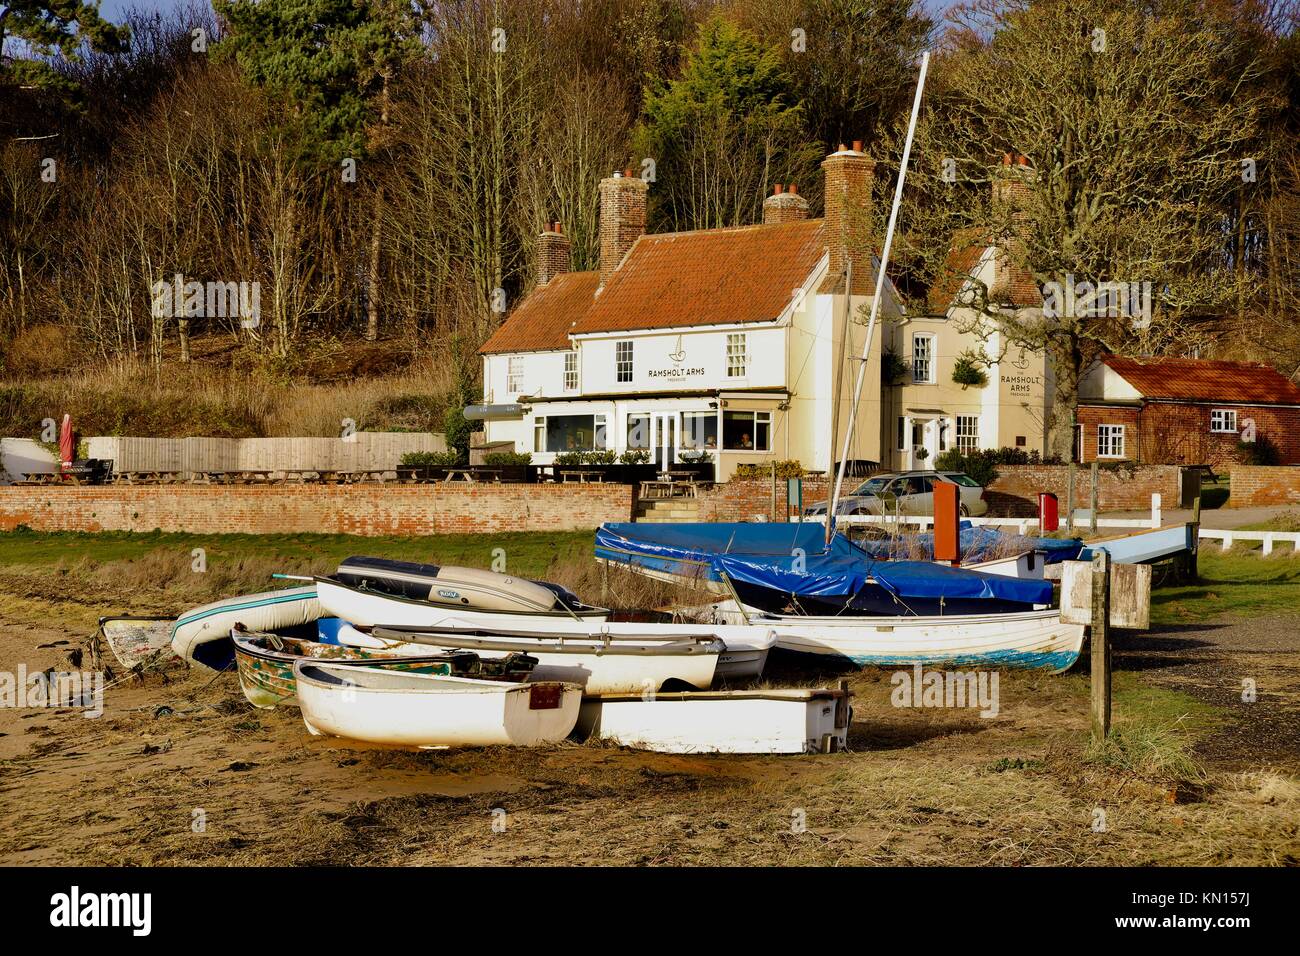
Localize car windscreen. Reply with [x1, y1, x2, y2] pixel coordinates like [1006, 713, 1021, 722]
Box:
[945, 473, 981, 487]
[851, 477, 891, 496]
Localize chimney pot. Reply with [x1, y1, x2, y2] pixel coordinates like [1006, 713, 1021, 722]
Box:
[789, 183, 798, 195]
[852, 140, 863, 152]
[773, 183, 784, 195]
[623, 167, 634, 178]
[838, 143, 848, 152]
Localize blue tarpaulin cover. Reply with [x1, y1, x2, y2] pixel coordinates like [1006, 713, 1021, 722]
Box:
[595, 522, 1053, 605]
[714, 552, 1052, 604]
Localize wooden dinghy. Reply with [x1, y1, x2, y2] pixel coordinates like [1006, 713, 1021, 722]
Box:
[294, 661, 582, 748]
[231, 627, 536, 709]
[371, 626, 723, 694]
[171, 585, 322, 670]
[575, 686, 852, 754]
[99, 616, 174, 669]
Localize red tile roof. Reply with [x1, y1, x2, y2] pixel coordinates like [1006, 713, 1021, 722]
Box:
[574, 219, 827, 334]
[478, 271, 599, 354]
[1103, 355, 1300, 405]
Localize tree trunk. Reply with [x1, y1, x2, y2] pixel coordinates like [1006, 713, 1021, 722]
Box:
[178, 318, 191, 363]
[366, 187, 382, 341]
[1048, 334, 1084, 463]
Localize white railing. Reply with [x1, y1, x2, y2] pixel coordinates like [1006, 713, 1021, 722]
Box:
[1198, 528, 1300, 554]
[802, 494, 1163, 533]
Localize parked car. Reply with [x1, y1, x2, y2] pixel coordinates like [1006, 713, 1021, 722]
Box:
[803, 470, 988, 518]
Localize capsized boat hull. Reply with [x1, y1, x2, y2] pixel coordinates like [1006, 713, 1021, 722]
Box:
[294, 662, 582, 748]
[575, 687, 851, 754]
[99, 616, 174, 669]
[370, 626, 723, 694]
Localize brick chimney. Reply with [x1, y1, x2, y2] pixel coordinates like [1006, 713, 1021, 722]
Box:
[990, 154, 1035, 304]
[536, 222, 571, 287]
[821, 142, 875, 293]
[598, 169, 648, 288]
[763, 183, 810, 225]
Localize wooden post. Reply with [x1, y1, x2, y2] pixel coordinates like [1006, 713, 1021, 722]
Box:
[1066, 462, 1075, 531]
[1089, 461, 1099, 534]
[1185, 492, 1202, 583]
[1090, 549, 1112, 741]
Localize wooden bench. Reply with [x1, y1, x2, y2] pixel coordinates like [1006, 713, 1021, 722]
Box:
[559, 469, 605, 484]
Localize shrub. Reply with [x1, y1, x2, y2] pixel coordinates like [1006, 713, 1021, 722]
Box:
[734, 459, 804, 479]
[1238, 434, 1279, 466]
[442, 406, 472, 464]
[554, 450, 616, 465]
[935, 448, 998, 487]
[482, 451, 531, 466]
[618, 449, 651, 465]
[951, 350, 988, 388]
[400, 450, 459, 467]
[881, 349, 907, 386]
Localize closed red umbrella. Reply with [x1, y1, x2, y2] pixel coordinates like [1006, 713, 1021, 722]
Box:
[59, 414, 74, 471]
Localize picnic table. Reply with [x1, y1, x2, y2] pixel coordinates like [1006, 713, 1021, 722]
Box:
[111, 470, 185, 485]
[559, 469, 605, 484]
[443, 467, 501, 483]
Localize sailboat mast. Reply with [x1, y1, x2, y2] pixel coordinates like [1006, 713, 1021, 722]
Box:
[827, 50, 931, 537]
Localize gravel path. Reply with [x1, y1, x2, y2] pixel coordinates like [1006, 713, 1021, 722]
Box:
[1114, 615, 1300, 771]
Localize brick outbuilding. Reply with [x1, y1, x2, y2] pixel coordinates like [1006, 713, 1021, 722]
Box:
[1076, 355, 1300, 466]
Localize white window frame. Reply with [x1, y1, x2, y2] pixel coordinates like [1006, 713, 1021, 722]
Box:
[1097, 424, 1126, 459]
[1209, 409, 1237, 434]
[911, 333, 936, 384]
[563, 351, 578, 392]
[615, 340, 634, 383]
[955, 415, 980, 453]
[533, 419, 545, 453]
[726, 333, 747, 378]
[507, 356, 524, 394]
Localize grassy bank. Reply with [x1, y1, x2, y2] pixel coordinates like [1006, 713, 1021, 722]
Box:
[1151, 551, 1300, 625]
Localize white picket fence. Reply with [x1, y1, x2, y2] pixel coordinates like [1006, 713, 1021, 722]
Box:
[806, 493, 1165, 534]
[1198, 528, 1300, 554]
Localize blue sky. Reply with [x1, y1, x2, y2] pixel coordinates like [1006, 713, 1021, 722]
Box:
[96, 0, 956, 26]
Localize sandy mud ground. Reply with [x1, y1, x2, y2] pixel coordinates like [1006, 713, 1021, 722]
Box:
[1, 589, 1297, 866]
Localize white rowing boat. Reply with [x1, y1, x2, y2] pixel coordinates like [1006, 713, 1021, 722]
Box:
[369, 626, 723, 694]
[371, 619, 773, 682]
[575, 686, 852, 754]
[294, 661, 582, 748]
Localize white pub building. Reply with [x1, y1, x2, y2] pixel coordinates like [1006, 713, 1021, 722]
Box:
[478, 146, 1051, 480]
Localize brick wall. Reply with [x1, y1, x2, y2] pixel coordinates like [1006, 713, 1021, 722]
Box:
[696, 477, 831, 522]
[0, 483, 633, 536]
[1078, 402, 1300, 466]
[1228, 466, 1300, 507]
[1075, 405, 1141, 463]
[987, 464, 1182, 516]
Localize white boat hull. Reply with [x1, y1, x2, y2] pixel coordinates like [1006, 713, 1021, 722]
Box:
[377, 618, 774, 683]
[295, 662, 581, 748]
[758, 608, 1084, 672]
[368, 629, 722, 694]
[316, 578, 608, 630]
[576, 688, 851, 754]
